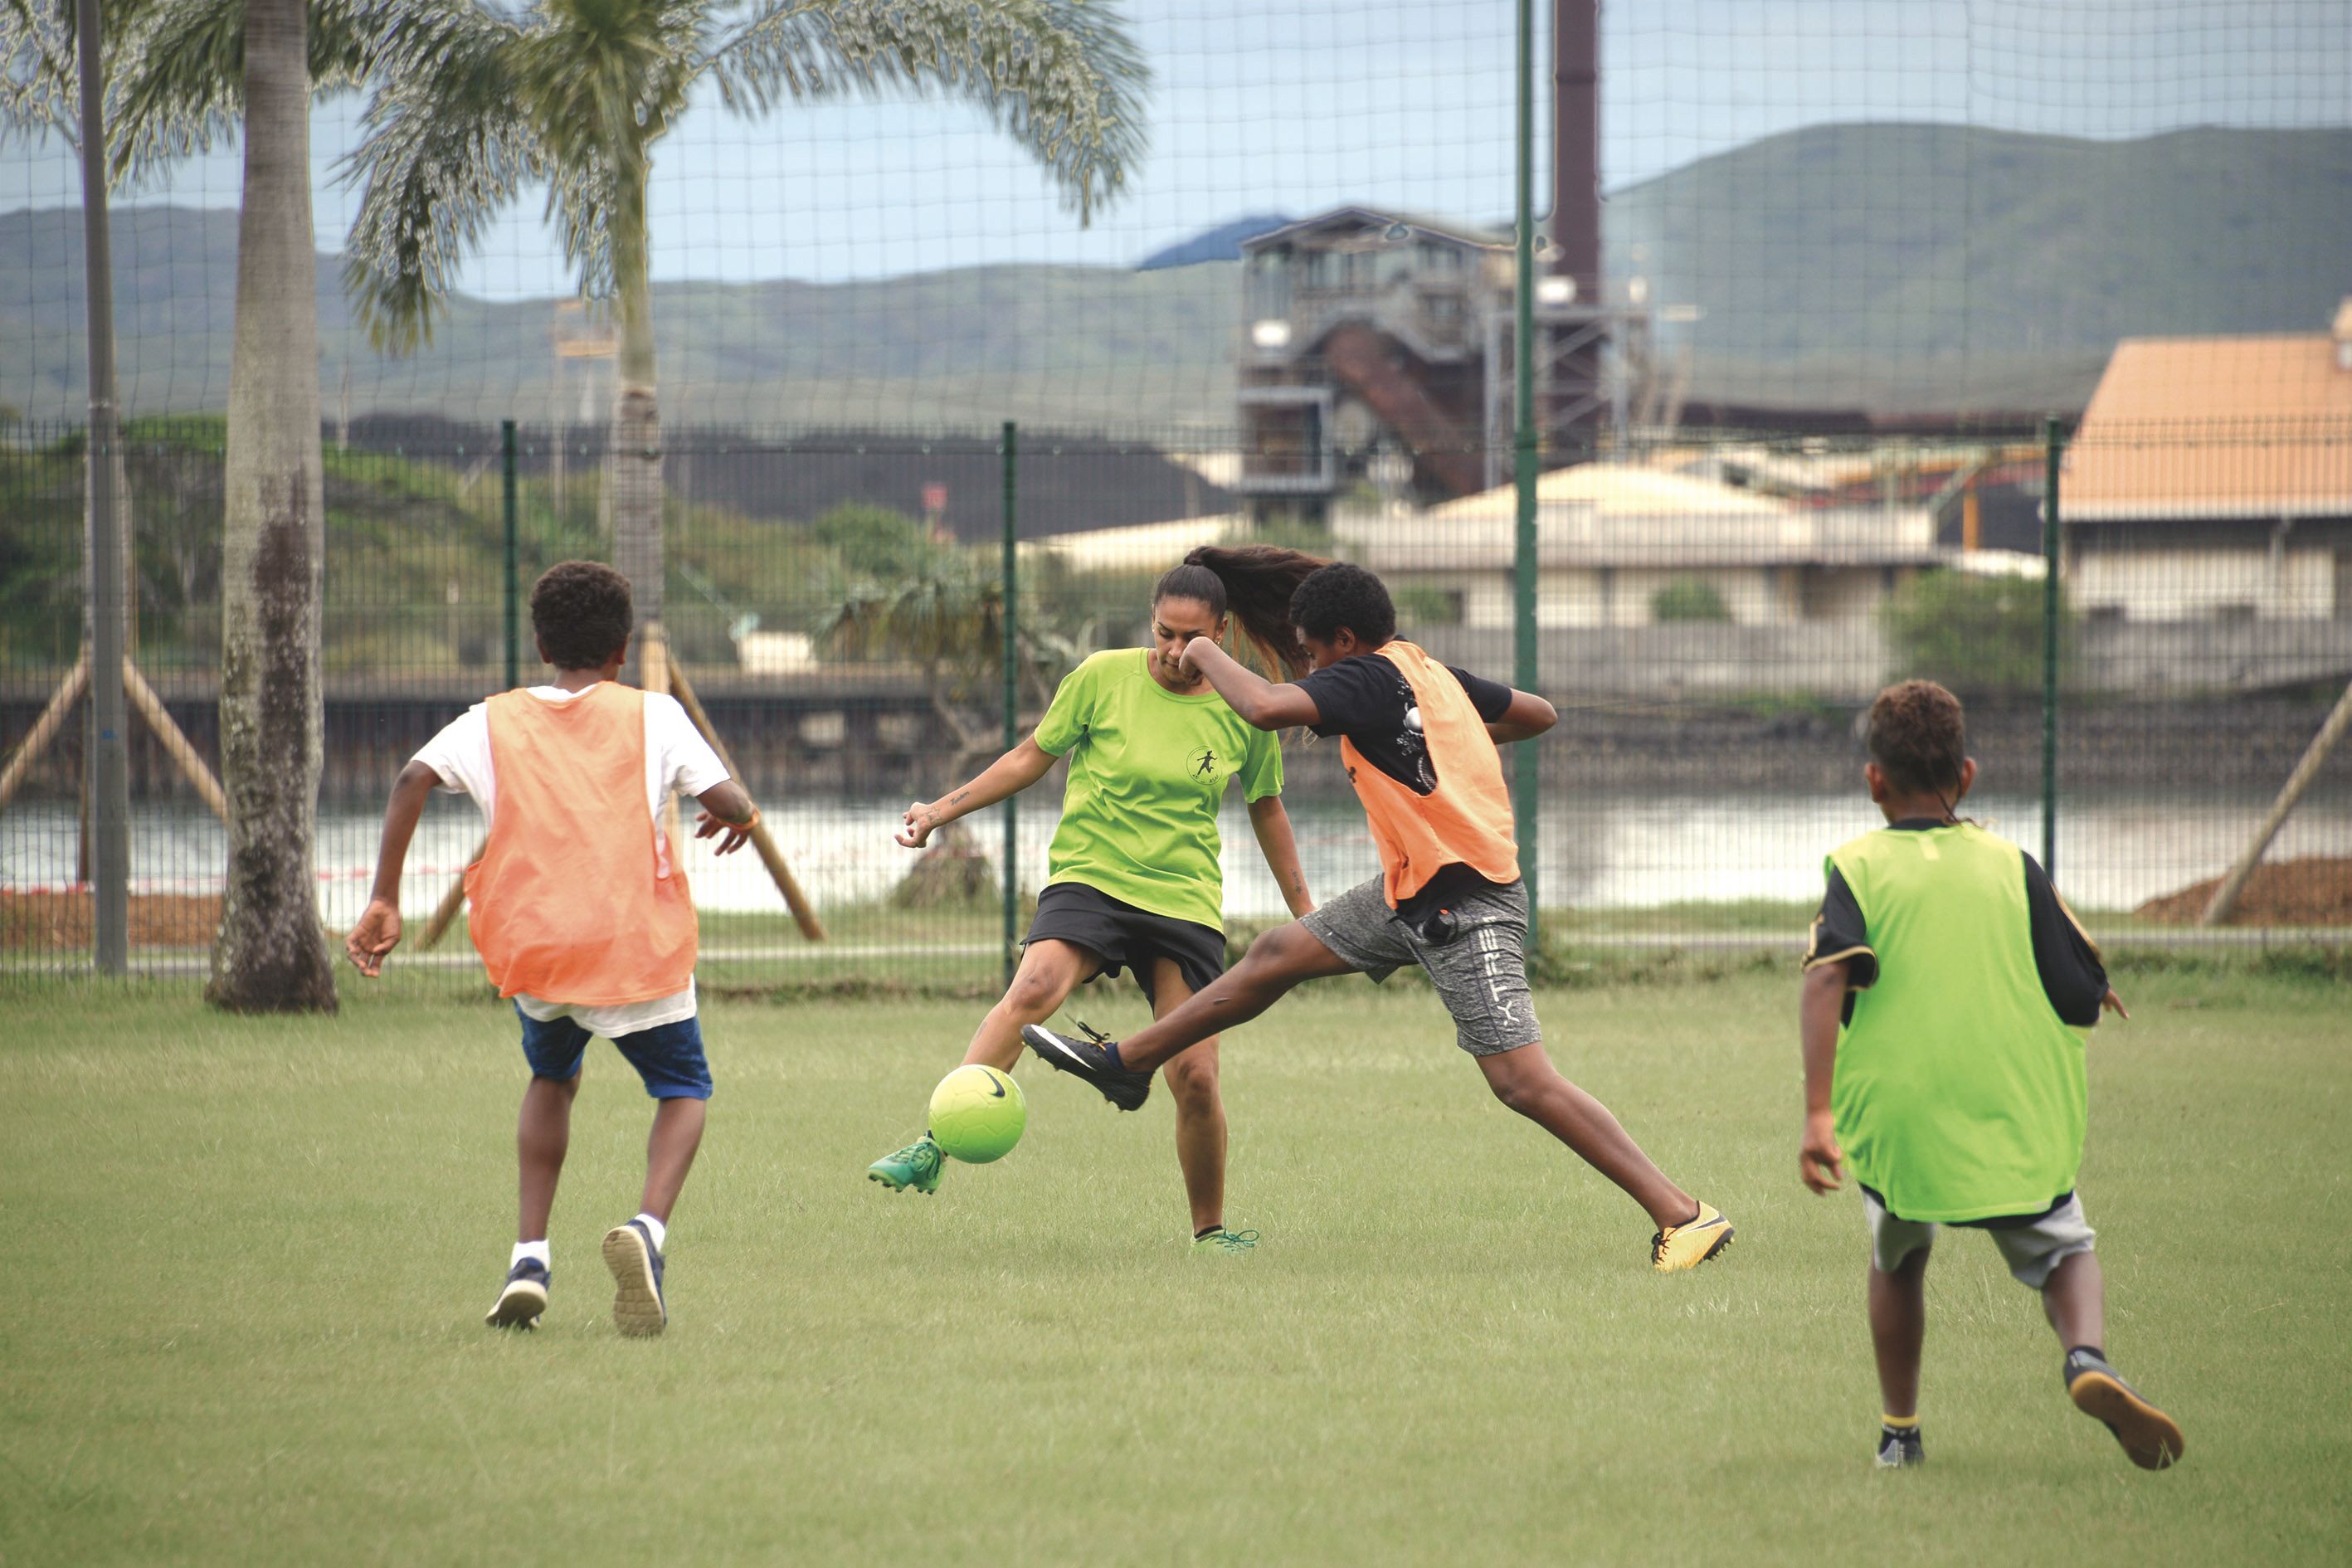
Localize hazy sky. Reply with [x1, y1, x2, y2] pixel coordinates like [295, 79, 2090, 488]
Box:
[5, 0, 2348, 293]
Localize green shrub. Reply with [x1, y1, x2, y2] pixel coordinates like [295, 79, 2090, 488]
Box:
[1879, 567, 2069, 700]
[1391, 585, 1463, 626]
[1650, 577, 1731, 622]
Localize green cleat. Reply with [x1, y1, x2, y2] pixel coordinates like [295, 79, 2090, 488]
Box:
[868, 1136, 945, 1195]
[1191, 1227, 1259, 1256]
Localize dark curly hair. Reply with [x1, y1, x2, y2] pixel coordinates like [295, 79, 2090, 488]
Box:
[1288, 562, 1396, 648]
[1154, 544, 1328, 678]
[1867, 679, 1968, 799]
[531, 561, 633, 672]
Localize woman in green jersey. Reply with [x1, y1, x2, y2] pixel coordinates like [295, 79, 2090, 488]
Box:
[867, 547, 1322, 1251]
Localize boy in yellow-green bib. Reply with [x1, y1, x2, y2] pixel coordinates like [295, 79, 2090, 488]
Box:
[1798, 680, 2183, 1473]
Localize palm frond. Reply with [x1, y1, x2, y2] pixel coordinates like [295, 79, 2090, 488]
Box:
[105, 0, 247, 176]
[310, 0, 460, 85]
[108, 0, 483, 180]
[0, 0, 81, 149]
[704, 0, 1148, 223]
[335, 2, 538, 353]
[544, 145, 626, 299]
[517, 0, 704, 166]
[509, 0, 711, 298]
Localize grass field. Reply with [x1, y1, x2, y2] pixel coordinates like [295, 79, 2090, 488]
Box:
[2, 967, 2346, 1567]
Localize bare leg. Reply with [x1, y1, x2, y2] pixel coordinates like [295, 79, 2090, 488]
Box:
[517, 1071, 580, 1242]
[638, 1096, 706, 1224]
[1868, 1248, 1931, 1420]
[962, 940, 1100, 1070]
[1474, 1041, 1695, 1228]
[2040, 1249, 2106, 1352]
[1149, 957, 1226, 1235]
[1117, 922, 1355, 1074]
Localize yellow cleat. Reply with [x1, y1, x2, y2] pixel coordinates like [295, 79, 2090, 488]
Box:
[1652, 1200, 1736, 1272]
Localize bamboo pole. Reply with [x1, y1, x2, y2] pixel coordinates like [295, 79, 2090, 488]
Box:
[2201, 677, 2352, 926]
[0, 655, 90, 811]
[668, 657, 826, 941]
[418, 844, 479, 952]
[121, 665, 228, 822]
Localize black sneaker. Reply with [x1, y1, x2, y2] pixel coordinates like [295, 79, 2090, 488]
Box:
[1020, 1023, 1152, 1111]
[601, 1220, 668, 1337]
[1874, 1423, 1925, 1468]
[2065, 1349, 2184, 1470]
[485, 1256, 550, 1330]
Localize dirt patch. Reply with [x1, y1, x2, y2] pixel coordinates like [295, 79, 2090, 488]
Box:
[2134, 856, 2352, 927]
[2, 890, 223, 950]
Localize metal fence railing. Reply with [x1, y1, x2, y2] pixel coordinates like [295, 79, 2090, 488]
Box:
[6, 415, 2350, 988]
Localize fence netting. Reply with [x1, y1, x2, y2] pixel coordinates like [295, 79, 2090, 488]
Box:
[5, 414, 2348, 987]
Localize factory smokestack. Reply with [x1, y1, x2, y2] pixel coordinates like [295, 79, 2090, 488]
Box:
[1552, 0, 1601, 301]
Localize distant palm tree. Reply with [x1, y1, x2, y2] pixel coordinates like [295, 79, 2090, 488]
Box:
[809, 536, 999, 756]
[339, 0, 1148, 663]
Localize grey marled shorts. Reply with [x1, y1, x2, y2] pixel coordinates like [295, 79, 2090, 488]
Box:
[1299, 874, 1540, 1055]
[1863, 1190, 2096, 1288]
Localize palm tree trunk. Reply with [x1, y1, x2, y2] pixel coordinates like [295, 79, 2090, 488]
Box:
[207, 0, 334, 1012]
[608, 161, 663, 684]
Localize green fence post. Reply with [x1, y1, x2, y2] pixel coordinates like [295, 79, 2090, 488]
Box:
[1512, 0, 1541, 946]
[2041, 415, 2062, 879]
[1001, 421, 1020, 991]
[502, 420, 520, 691]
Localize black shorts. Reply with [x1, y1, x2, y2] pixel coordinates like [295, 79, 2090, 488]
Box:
[1025, 882, 1227, 1006]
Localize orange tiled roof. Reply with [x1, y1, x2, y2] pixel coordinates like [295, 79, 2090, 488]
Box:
[2067, 334, 2352, 519]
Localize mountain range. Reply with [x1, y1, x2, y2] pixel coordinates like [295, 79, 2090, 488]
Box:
[4, 123, 2347, 430]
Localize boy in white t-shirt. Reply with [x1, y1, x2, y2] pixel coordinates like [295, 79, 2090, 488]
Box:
[346, 562, 758, 1336]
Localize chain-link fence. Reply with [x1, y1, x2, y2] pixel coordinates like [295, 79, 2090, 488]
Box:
[5, 412, 2350, 987]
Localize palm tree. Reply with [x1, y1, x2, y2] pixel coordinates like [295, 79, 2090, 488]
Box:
[91, 0, 396, 1010]
[5, 0, 391, 1007]
[198, 0, 338, 1006]
[338, 0, 1147, 670]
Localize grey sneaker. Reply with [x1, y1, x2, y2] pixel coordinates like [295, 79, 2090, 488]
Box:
[2065, 1349, 2184, 1469]
[485, 1256, 549, 1329]
[601, 1220, 667, 1337]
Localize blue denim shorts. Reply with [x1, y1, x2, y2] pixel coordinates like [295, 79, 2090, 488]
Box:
[516, 1006, 713, 1100]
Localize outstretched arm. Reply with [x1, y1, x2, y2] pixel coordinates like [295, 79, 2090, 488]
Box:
[1247, 795, 1315, 917]
[1797, 963, 1848, 1193]
[1488, 689, 1557, 745]
[346, 760, 441, 976]
[1179, 636, 1321, 729]
[900, 737, 1059, 848]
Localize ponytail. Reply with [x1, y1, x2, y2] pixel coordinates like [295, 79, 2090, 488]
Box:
[1154, 544, 1329, 679]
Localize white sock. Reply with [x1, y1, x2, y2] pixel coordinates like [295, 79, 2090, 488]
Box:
[511, 1239, 550, 1270]
[633, 1212, 667, 1252]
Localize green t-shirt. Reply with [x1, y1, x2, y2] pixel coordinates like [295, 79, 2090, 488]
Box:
[1031, 648, 1284, 932]
[1828, 823, 2090, 1223]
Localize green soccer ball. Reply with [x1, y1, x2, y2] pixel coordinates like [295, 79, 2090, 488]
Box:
[928, 1064, 1028, 1164]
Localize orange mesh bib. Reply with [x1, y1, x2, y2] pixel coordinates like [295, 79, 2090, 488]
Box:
[1337, 641, 1520, 907]
[463, 683, 698, 1005]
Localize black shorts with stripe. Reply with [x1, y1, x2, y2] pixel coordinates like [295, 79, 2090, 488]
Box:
[1024, 882, 1227, 1006]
